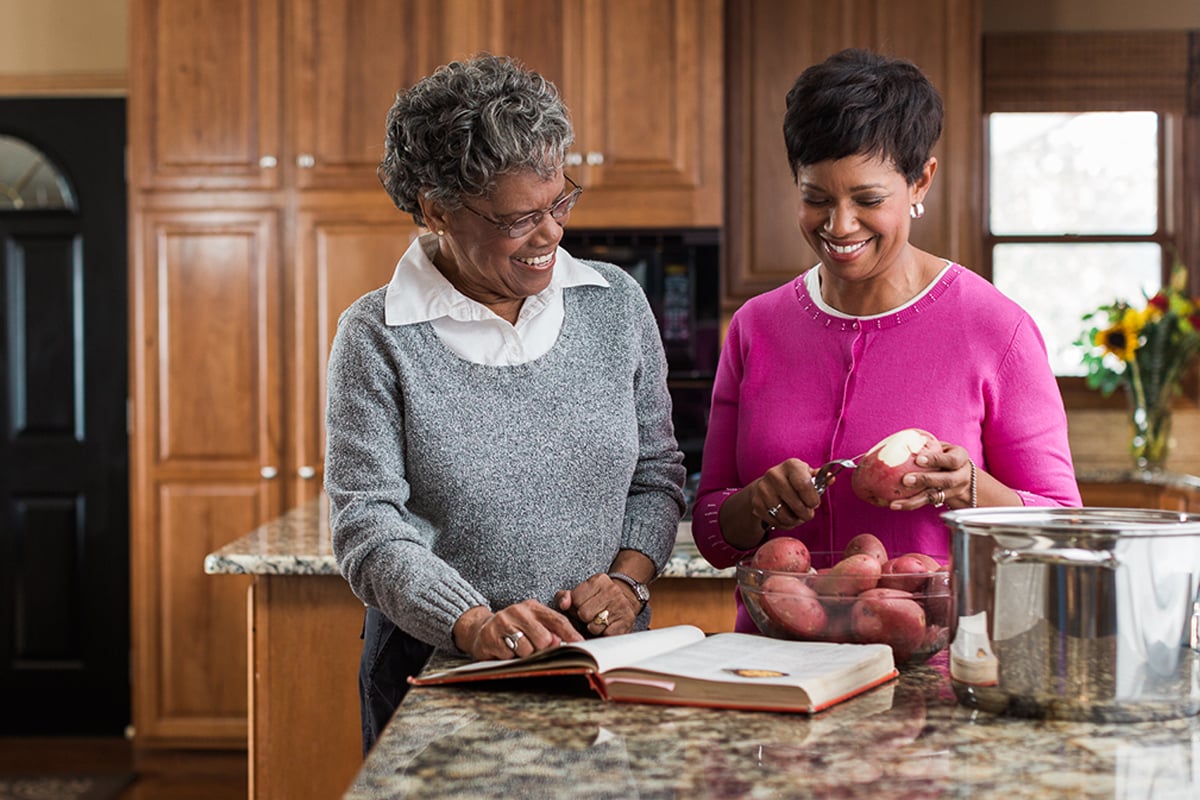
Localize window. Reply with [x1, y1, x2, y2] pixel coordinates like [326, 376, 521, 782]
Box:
[0, 135, 76, 211]
[981, 31, 1198, 405]
[987, 111, 1167, 376]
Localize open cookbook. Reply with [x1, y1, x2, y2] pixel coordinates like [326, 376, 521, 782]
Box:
[410, 624, 898, 713]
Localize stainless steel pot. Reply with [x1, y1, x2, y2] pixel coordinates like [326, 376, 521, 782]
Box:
[943, 507, 1200, 722]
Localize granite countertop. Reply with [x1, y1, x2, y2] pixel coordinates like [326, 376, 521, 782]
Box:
[341, 650, 1200, 799]
[203, 495, 733, 579]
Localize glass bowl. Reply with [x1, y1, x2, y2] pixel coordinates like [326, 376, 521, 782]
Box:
[737, 552, 951, 665]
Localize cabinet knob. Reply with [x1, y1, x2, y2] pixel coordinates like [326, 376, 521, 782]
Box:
[565, 152, 583, 167]
[258, 155, 278, 168]
[297, 465, 317, 479]
[297, 154, 316, 169]
[260, 466, 278, 480]
[585, 151, 605, 166]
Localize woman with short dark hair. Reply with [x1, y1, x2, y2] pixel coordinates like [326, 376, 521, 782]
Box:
[693, 49, 1080, 632]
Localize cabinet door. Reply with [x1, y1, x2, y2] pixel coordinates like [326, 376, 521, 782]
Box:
[289, 198, 421, 503]
[412, 0, 723, 228]
[723, 0, 981, 307]
[129, 0, 283, 191]
[566, 0, 724, 228]
[288, 0, 513, 191]
[129, 208, 283, 744]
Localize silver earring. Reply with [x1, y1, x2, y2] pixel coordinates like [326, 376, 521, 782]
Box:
[910, 202, 925, 220]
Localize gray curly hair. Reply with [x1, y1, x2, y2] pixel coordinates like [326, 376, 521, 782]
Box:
[378, 53, 575, 226]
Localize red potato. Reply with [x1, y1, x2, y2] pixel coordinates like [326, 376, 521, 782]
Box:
[760, 575, 827, 638]
[811, 553, 881, 598]
[909, 552, 942, 571]
[851, 428, 941, 507]
[843, 532, 888, 565]
[751, 536, 811, 574]
[850, 588, 928, 663]
[878, 554, 932, 593]
[819, 600, 855, 641]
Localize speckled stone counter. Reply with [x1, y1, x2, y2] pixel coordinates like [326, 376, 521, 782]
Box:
[342, 650, 1200, 799]
[203, 495, 733, 579]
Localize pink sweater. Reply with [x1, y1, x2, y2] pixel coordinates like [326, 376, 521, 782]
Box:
[692, 265, 1081, 632]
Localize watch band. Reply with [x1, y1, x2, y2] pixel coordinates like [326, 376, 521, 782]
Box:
[607, 571, 650, 607]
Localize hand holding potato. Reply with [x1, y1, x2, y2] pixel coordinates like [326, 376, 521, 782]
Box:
[851, 428, 978, 512]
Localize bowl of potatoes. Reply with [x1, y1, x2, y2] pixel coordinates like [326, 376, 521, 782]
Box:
[737, 534, 951, 665]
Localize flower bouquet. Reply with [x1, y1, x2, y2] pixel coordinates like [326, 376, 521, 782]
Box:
[1076, 262, 1200, 471]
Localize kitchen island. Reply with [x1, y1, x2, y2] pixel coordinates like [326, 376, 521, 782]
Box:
[342, 649, 1200, 799]
[206, 471, 1200, 799]
[204, 495, 735, 800]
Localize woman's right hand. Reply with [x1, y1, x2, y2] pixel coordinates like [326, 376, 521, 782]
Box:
[718, 459, 825, 549]
[452, 600, 584, 661]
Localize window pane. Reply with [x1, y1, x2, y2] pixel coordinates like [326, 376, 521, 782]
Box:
[989, 113, 1157, 235]
[992, 243, 1161, 376]
[0, 135, 76, 211]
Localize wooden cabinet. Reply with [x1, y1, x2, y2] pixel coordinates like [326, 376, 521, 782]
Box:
[508, 0, 725, 228]
[129, 0, 283, 191]
[128, 208, 282, 745]
[722, 0, 981, 308]
[288, 198, 420, 503]
[1078, 480, 1200, 513]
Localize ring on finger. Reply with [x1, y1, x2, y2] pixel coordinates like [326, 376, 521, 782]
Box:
[767, 503, 783, 518]
[592, 609, 610, 627]
[503, 630, 525, 651]
[930, 488, 946, 508]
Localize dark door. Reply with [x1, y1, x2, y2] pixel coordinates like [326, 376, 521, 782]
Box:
[0, 98, 128, 734]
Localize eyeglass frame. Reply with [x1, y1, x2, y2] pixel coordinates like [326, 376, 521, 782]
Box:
[458, 175, 583, 239]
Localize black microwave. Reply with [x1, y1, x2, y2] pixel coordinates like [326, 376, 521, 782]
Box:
[561, 228, 720, 474]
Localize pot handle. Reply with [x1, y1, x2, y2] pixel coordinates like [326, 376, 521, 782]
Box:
[995, 546, 1121, 569]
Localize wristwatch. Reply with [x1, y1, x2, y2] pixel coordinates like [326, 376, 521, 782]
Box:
[608, 572, 650, 609]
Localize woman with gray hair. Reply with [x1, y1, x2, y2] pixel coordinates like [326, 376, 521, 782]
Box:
[325, 53, 686, 753]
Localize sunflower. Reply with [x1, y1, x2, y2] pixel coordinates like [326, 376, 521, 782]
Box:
[1093, 307, 1141, 362]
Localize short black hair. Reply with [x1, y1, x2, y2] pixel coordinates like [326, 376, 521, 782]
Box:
[783, 49, 943, 185]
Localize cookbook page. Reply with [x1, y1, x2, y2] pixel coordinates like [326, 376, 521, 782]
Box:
[602, 633, 895, 705]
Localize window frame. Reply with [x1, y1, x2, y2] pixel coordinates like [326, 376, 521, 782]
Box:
[981, 31, 1200, 411]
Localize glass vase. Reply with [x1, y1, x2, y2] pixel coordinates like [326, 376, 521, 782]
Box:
[1127, 387, 1173, 473]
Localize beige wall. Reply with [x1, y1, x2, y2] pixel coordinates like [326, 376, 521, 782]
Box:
[0, 0, 126, 94]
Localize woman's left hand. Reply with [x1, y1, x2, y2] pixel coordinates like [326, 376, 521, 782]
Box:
[554, 573, 641, 637]
[889, 441, 974, 511]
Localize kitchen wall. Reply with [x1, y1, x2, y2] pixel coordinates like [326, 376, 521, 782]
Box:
[3, 0, 1197, 475]
[0, 0, 125, 94]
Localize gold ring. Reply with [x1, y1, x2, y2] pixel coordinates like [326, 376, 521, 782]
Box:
[593, 609, 610, 627]
[931, 488, 946, 508]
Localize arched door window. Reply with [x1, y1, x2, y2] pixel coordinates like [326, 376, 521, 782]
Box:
[0, 135, 77, 211]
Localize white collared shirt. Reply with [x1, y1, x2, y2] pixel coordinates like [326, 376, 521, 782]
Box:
[384, 232, 609, 365]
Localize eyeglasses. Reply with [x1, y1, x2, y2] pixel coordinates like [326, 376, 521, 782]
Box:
[460, 175, 583, 239]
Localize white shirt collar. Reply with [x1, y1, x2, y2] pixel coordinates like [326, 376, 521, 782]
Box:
[385, 232, 609, 327]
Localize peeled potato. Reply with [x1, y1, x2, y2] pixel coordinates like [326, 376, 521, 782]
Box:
[851, 428, 941, 507]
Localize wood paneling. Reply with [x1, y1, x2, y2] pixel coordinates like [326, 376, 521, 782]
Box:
[249, 576, 364, 800]
[129, 0, 282, 191]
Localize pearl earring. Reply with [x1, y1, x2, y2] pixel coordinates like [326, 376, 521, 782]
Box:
[910, 202, 925, 220]
[437, 229, 446, 236]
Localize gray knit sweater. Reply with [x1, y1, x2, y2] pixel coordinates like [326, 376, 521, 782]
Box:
[325, 261, 686, 652]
